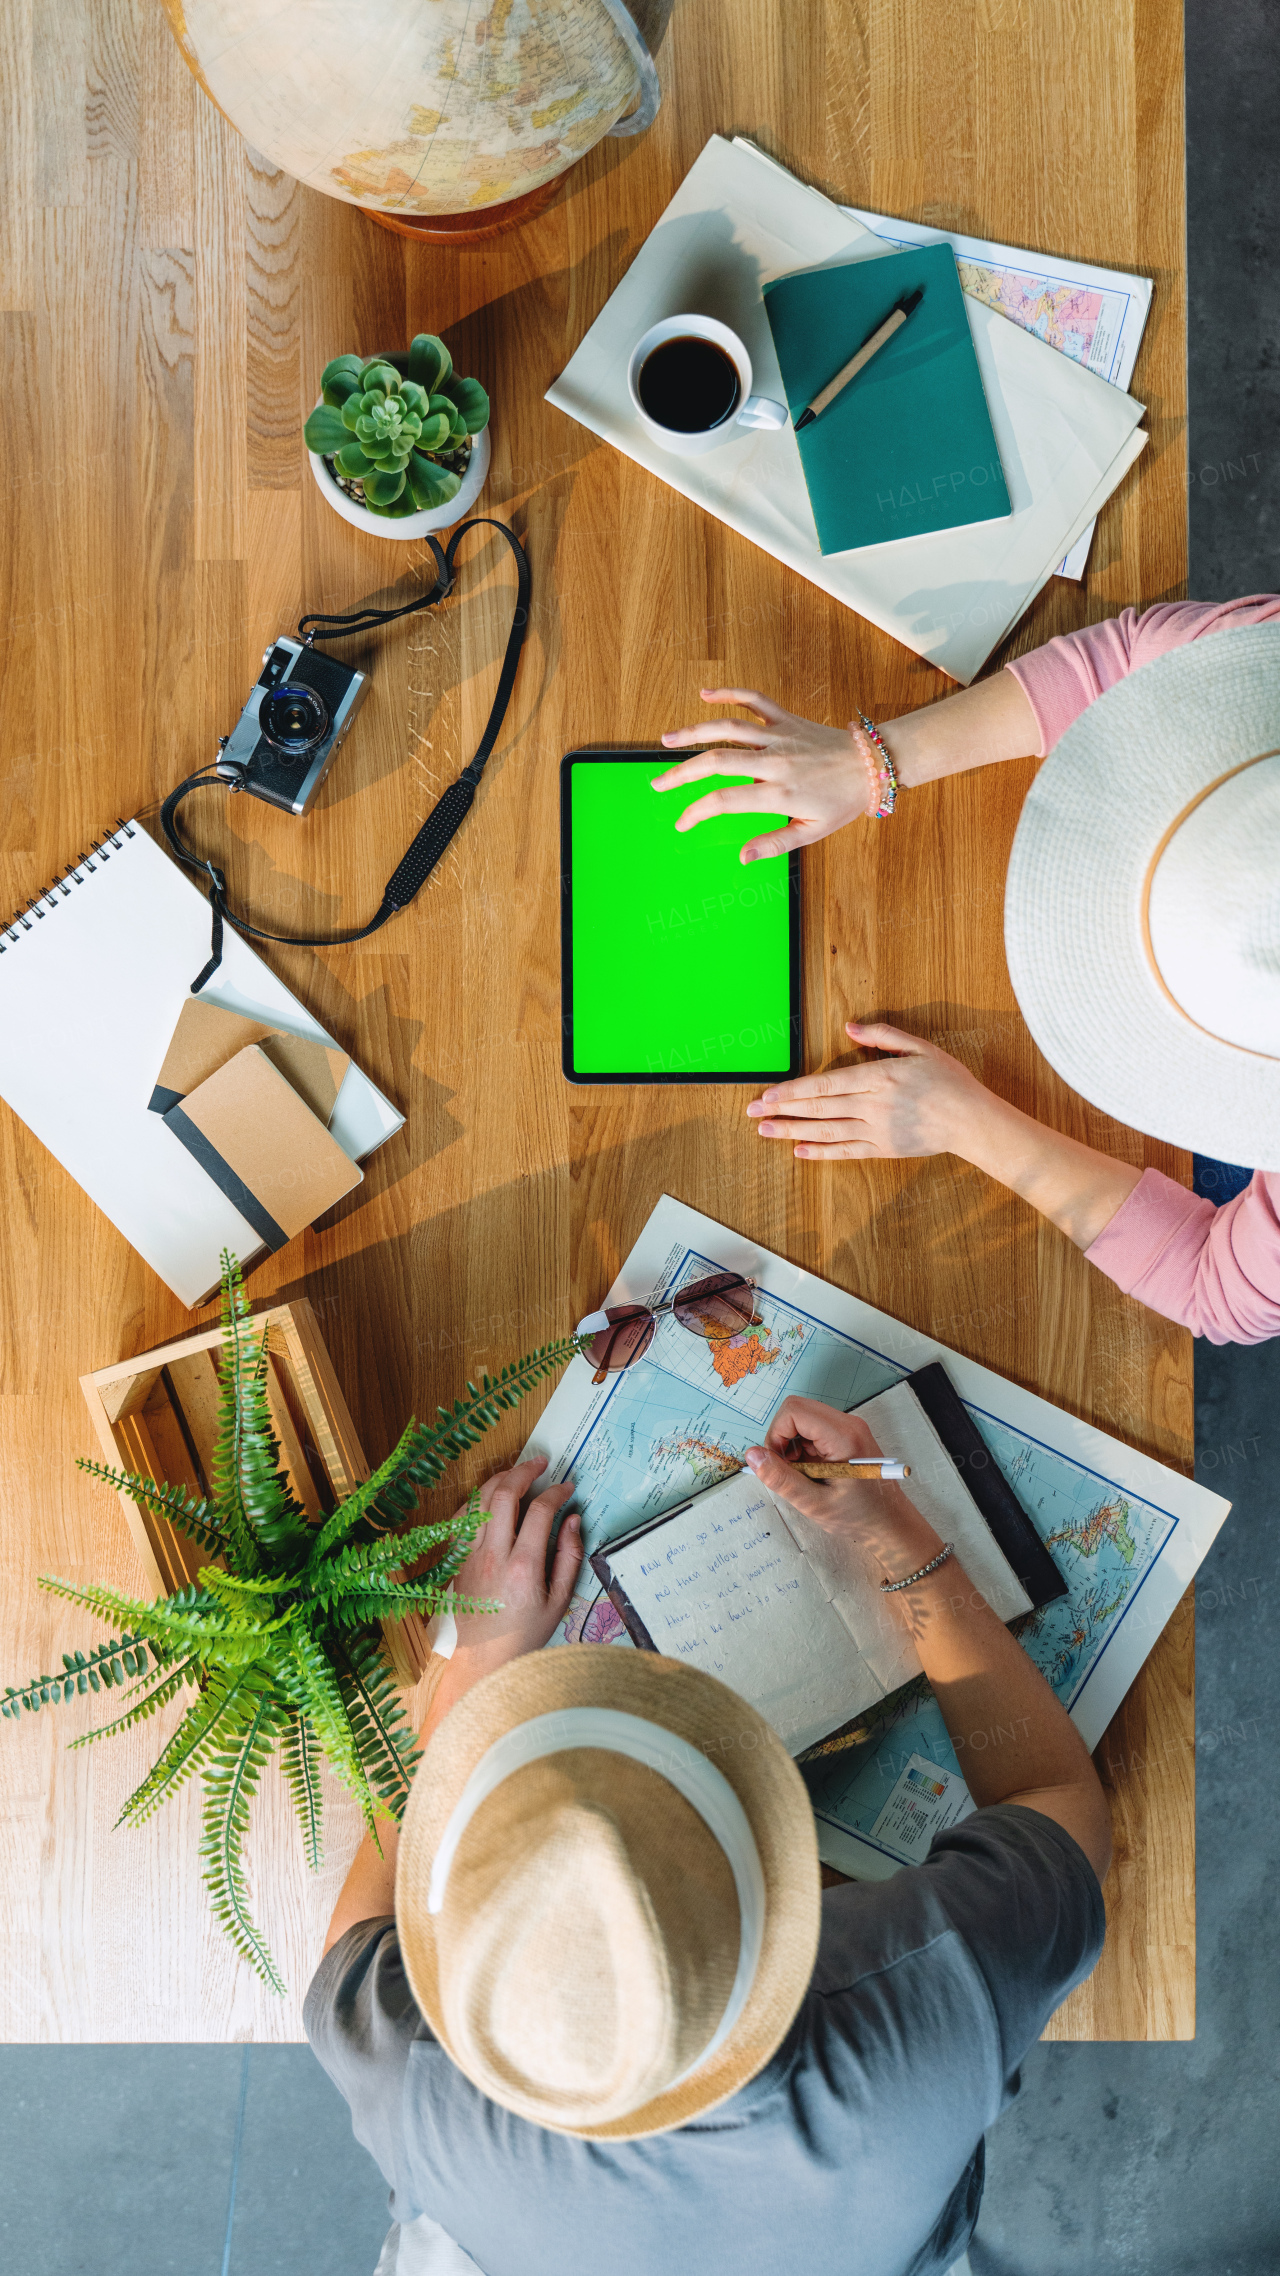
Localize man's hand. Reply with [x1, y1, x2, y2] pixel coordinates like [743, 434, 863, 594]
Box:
[448, 1458, 582, 1680]
[747, 1022, 993, 1161]
[323, 1460, 582, 1954]
[654, 688, 877, 862]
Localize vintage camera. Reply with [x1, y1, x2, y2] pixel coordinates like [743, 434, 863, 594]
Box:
[216, 638, 370, 817]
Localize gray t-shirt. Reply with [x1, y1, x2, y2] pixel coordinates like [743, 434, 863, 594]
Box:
[306, 1802, 1103, 2276]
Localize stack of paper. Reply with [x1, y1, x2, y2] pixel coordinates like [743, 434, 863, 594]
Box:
[843, 204, 1152, 579]
[546, 136, 1148, 683]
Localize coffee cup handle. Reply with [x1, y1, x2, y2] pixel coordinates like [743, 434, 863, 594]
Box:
[735, 394, 788, 433]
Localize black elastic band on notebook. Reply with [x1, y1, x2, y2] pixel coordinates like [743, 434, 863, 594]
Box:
[160, 518, 530, 991]
[162, 1106, 291, 1253]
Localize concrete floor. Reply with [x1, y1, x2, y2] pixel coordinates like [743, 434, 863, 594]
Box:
[973, 13, 1280, 2267]
[3, 6, 1278, 2271]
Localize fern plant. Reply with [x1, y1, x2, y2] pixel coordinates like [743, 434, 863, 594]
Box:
[2, 1255, 582, 1993]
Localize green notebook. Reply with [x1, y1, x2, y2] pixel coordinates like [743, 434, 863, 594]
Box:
[763, 241, 1011, 555]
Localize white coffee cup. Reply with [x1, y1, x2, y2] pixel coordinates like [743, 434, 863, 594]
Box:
[626, 315, 788, 456]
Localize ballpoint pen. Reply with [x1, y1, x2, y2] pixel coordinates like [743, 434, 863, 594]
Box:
[796, 286, 925, 429]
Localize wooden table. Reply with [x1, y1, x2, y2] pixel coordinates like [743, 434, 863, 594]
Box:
[0, 0, 1190, 2041]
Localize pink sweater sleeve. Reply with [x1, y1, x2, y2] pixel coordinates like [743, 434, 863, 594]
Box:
[1005, 594, 1280, 753]
[1084, 1169, 1280, 1344]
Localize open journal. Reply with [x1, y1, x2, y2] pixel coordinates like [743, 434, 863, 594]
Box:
[589, 1362, 1066, 1755]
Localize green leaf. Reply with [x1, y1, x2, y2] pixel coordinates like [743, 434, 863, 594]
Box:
[115, 1663, 267, 1829]
[334, 442, 375, 479]
[279, 1712, 325, 1873]
[416, 411, 452, 454]
[400, 380, 429, 416]
[199, 1682, 288, 1993]
[363, 468, 407, 507]
[320, 354, 364, 396]
[1, 1632, 151, 1721]
[407, 333, 451, 392]
[308, 1421, 422, 1566]
[37, 1572, 231, 1657]
[321, 374, 362, 412]
[360, 361, 399, 395]
[440, 373, 489, 434]
[212, 1256, 313, 1572]
[307, 1510, 477, 1588]
[304, 404, 350, 456]
[333, 1629, 421, 1817]
[68, 1654, 202, 1749]
[74, 1459, 228, 1559]
[286, 1626, 381, 1838]
[406, 453, 462, 512]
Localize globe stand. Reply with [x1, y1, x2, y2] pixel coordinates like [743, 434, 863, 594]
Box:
[365, 174, 567, 245]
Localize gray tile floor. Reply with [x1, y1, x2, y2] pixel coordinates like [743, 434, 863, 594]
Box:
[3, 7, 1278, 2271]
[971, 15, 1280, 2267]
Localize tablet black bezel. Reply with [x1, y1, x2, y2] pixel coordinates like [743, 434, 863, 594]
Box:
[559, 748, 803, 1087]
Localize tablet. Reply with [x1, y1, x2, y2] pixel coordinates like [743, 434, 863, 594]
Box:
[560, 750, 802, 1085]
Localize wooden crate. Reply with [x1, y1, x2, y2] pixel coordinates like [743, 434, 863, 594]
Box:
[79, 1300, 431, 1685]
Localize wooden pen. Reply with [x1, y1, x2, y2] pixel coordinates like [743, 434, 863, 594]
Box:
[732, 1457, 910, 1481]
[796, 286, 925, 428]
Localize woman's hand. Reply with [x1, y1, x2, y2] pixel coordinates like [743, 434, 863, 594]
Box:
[653, 688, 878, 862]
[748, 1022, 993, 1160]
[747, 1020, 1145, 1249]
[742, 1396, 939, 1579]
[447, 1459, 582, 1677]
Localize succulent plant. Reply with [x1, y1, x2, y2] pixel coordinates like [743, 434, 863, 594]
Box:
[304, 333, 490, 519]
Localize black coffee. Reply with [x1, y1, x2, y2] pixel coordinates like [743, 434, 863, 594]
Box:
[638, 336, 741, 433]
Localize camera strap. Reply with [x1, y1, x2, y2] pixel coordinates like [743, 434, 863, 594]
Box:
[160, 517, 530, 992]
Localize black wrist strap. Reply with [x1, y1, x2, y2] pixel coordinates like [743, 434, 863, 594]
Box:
[160, 518, 530, 992]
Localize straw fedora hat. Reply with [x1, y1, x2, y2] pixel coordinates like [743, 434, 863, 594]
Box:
[395, 1646, 821, 2139]
[1005, 625, 1280, 1170]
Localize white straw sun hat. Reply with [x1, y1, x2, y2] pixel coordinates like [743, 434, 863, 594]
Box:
[1005, 625, 1280, 1171]
[394, 1647, 821, 2140]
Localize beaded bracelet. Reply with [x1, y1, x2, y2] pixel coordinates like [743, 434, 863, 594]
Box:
[850, 712, 899, 818]
[880, 1541, 953, 1594]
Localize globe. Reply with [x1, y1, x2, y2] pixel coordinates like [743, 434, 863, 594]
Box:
[160, 0, 660, 222]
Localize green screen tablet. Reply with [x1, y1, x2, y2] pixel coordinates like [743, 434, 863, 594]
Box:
[560, 750, 802, 1084]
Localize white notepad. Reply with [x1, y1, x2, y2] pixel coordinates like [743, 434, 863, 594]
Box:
[0, 821, 403, 1305]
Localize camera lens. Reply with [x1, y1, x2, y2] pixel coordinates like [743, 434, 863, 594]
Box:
[259, 681, 330, 759]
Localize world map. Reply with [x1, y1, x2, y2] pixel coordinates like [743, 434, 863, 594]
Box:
[957, 259, 1120, 376]
[550, 1254, 903, 1644]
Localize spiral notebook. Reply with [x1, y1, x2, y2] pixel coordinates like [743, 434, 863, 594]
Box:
[0, 822, 403, 1306]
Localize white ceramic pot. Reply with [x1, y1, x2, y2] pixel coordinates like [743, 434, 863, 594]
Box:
[307, 419, 490, 540]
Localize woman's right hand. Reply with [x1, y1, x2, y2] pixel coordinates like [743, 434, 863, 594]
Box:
[747, 1023, 994, 1161]
[743, 1396, 942, 1581]
[653, 688, 880, 862]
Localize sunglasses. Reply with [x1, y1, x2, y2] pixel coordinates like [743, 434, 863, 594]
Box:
[576, 1272, 763, 1386]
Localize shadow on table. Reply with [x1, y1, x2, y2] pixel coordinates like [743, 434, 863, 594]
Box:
[263, 1062, 1054, 1489]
